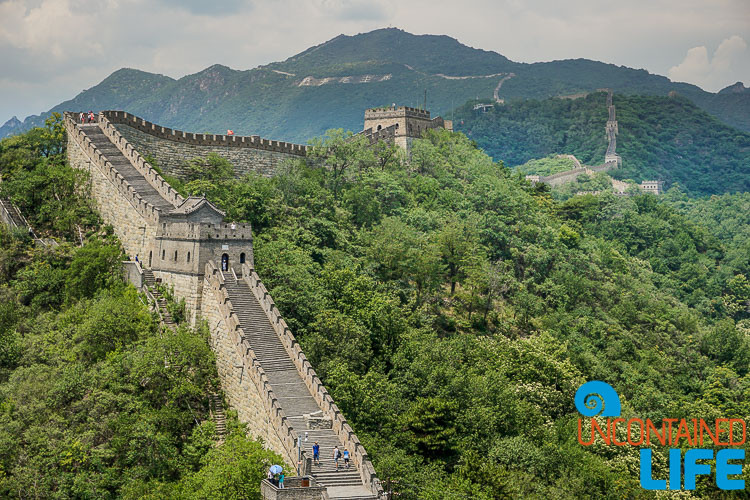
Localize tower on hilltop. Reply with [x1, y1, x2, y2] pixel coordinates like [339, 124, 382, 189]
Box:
[362, 105, 453, 151]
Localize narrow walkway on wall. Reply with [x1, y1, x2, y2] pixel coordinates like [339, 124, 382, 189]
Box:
[223, 274, 376, 499]
[78, 124, 176, 210]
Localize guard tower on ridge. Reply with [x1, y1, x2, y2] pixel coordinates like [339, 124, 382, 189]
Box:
[362, 105, 452, 152]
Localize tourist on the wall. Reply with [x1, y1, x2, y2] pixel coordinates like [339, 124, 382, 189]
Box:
[333, 446, 341, 471]
[278, 471, 285, 489]
[313, 441, 320, 465]
[343, 448, 350, 468]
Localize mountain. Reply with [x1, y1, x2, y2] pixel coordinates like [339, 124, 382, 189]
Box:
[2, 28, 749, 141]
[0, 116, 23, 137]
[455, 92, 750, 196]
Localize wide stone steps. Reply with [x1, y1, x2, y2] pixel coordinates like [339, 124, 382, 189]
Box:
[77, 126, 175, 210]
[222, 274, 371, 493]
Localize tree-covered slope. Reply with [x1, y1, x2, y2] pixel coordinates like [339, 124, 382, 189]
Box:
[456, 92, 750, 195]
[151, 128, 750, 498]
[3, 28, 749, 141]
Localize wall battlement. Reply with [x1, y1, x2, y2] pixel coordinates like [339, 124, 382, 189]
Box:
[99, 113, 185, 207]
[103, 111, 309, 156]
[64, 113, 163, 224]
[241, 263, 383, 495]
[365, 105, 431, 119]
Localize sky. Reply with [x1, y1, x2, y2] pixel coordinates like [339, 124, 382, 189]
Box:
[0, 0, 748, 122]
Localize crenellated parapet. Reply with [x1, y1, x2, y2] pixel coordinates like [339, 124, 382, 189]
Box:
[102, 111, 309, 156]
[63, 112, 163, 224]
[240, 262, 384, 496]
[98, 113, 185, 207]
[204, 261, 299, 465]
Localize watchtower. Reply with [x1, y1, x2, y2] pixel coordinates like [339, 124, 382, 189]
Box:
[363, 105, 453, 151]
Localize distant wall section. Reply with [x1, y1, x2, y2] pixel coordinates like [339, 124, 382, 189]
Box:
[104, 111, 309, 180]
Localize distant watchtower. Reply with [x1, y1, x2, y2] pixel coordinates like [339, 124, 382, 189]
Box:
[363, 105, 453, 151]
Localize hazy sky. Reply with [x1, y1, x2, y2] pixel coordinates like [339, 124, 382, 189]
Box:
[0, 0, 748, 122]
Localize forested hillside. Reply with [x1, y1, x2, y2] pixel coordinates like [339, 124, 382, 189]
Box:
[0, 121, 285, 499]
[456, 92, 750, 195]
[2, 121, 748, 498]
[146, 129, 750, 498]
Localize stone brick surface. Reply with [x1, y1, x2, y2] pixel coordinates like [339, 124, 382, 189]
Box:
[113, 123, 304, 179]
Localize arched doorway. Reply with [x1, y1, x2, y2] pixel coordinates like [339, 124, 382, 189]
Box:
[221, 253, 229, 271]
[240, 252, 246, 264]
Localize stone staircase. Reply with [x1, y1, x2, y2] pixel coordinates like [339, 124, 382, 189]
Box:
[78, 124, 174, 210]
[0, 197, 27, 229]
[209, 392, 227, 441]
[142, 269, 176, 329]
[223, 273, 376, 498]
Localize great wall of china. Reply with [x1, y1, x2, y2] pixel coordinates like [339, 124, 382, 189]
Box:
[62, 111, 387, 500]
[525, 90, 663, 195]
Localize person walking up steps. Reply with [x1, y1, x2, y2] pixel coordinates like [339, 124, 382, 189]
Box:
[343, 448, 350, 469]
[333, 446, 341, 471]
[312, 441, 320, 466]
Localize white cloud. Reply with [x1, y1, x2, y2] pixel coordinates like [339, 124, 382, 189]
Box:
[1, 0, 749, 121]
[669, 35, 748, 91]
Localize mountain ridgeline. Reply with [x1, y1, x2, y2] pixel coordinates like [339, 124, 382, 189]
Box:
[3, 28, 749, 143]
[456, 92, 750, 196]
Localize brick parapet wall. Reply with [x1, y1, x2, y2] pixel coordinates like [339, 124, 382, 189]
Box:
[241, 263, 384, 498]
[98, 113, 184, 207]
[63, 113, 162, 224]
[365, 106, 431, 120]
[102, 111, 309, 156]
[204, 261, 298, 466]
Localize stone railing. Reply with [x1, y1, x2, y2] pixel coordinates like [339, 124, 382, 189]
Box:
[102, 111, 309, 157]
[63, 113, 161, 224]
[204, 260, 299, 465]
[98, 113, 184, 208]
[240, 262, 384, 498]
[122, 260, 144, 289]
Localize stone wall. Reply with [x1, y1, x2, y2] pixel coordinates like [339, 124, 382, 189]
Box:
[202, 262, 298, 466]
[241, 263, 384, 497]
[103, 111, 309, 180]
[261, 478, 328, 500]
[66, 126, 158, 260]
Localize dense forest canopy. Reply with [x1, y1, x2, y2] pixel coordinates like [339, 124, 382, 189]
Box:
[455, 92, 750, 196]
[152, 127, 749, 497]
[1, 118, 749, 498]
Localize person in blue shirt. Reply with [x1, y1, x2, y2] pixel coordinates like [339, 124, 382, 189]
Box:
[312, 441, 320, 465]
[279, 472, 285, 489]
[343, 448, 350, 468]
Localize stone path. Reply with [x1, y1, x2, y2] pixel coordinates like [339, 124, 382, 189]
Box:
[78, 124, 175, 210]
[224, 274, 376, 498]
